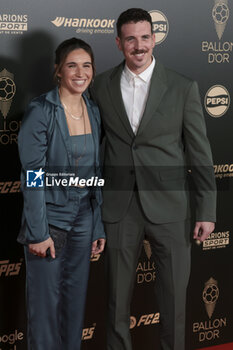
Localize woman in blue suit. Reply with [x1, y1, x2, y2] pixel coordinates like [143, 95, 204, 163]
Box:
[18, 38, 105, 350]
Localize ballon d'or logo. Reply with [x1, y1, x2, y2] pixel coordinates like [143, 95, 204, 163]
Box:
[202, 277, 219, 319]
[143, 240, 152, 260]
[0, 69, 16, 118]
[212, 0, 229, 40]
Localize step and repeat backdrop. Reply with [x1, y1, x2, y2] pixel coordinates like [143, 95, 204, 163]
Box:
[0, 0, 232, 349]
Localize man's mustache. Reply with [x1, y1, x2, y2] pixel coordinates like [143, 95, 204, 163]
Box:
[131, 49, 148, 55]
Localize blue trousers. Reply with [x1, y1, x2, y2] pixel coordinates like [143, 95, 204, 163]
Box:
[24, 196, 93, 350]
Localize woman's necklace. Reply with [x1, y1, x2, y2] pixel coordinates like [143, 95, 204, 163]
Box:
[61, 97, 84, 121]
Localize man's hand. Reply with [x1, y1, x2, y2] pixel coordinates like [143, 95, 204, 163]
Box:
[92, 238, 106, 256]
[193, 221, 215, 243]
[29, 237, 55, 258]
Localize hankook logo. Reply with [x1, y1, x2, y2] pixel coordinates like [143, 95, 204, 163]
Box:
[204, 85, 230, 117]
[51, 17, 115, 35]
[212, 0, 229, 40]
[0, 69, 16, 118]
[214, 163, 233, 179]
[149, 10, 169, 45]
[51, 17, 64, 27]
[202, 277, 219, 319]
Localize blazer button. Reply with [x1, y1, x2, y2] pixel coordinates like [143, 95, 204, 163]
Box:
[132, 144, 138, 150]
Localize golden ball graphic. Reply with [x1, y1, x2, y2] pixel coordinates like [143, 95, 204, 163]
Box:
[203, 284, 219, 304]
[212, 3, 229, 24]
[0, 77, 16, 102]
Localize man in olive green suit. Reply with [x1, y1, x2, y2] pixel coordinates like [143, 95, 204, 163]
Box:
[93, 8, 216, 350]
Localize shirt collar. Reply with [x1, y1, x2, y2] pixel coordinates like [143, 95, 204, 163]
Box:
[123, 56, 156, 84]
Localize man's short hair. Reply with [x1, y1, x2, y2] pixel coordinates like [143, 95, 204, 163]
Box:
[117, 8, 153, 37]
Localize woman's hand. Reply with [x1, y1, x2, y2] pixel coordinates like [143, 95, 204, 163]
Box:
[29, 237, 55, 258]
[91, 238, 106, 256]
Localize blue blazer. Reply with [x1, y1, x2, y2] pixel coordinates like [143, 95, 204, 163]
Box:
[18, 87, 105, 244]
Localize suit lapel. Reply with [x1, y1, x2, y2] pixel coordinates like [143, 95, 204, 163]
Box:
[45, 88, 73, 166]
[83, 94, 98, 166]
[56, 106, 73, 166]
[108, 63, 135, 139]
[136, 60, 168, 136]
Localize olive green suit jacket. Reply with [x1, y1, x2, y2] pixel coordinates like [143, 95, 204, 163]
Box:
[93, 60, 216, 224]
